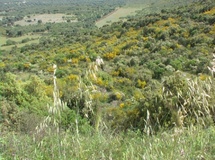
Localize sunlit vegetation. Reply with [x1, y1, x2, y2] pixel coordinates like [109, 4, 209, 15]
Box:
[95, 7, 142, 28]
[0, 34, 41, 50]
[14, 14, 77, 26]
[0, 0, 215, 159]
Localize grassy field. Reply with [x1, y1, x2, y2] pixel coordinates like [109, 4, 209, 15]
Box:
[95, 7, 144, 28]
[1, 39, 40, 51]
[1, 125, 215, 159]
[95, 0, 196, 28]
[0, 36, 6, 45]
[14, 14, 77, 26]
[0, 34, 41, 51]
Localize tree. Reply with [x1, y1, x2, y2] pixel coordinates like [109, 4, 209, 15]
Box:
[38, 20, 42, 24]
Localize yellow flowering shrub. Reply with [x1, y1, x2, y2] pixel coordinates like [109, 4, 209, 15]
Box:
[111, 70, 120, 76]
[85, 57, 91, 62]
[142, 37, 148, 41]
[72, 58, 79, 64]
[115, 92, 123, 100]
[125, 28, 140, 38]
[44, 85, 53, 97]
[24, 62, 31, 69]
[133, 89, 144, 100]
[209, 24, 215, 35]
[109, 91, 124, 101]
[47, 66, 55, 73]
[204, 7, 215, 15]
[103, 52, 117, 60]
[79, 55, 86, 61]
[0, 62, 6, 68]
[137, 79, 147, 89]
[67, 74, 79, 81]
[96, 77, 104, 86]
[92, 92, 108, 102]
[127, 108, 139, 117]
[199, 74, 208, 81]
[119, 103, 125, 109]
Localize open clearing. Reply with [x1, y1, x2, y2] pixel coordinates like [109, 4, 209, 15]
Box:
[0, 34, 41, 51]
[0, 37, 6, 46]
[1, 39, 40, 51]
[95, 0, 194, 28]
[14, 14, 77, 26]
[95, 7, 145, 28]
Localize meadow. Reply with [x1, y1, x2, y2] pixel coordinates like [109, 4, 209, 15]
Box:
[14, 14, 77, 26]
[95, 0, 198, 28]
[95, 7, 143, 28]
[96, 7, 142, 27]
[1, 125, 215, 159]
[0, 34, 41, 50]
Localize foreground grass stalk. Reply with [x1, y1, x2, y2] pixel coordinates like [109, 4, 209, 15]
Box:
[53, 64, 62, 159]
[35, 64, 67, 159]
[76, 57, 104, 132]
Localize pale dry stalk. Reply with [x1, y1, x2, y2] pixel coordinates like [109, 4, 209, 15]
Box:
[34, 64, 67, 159]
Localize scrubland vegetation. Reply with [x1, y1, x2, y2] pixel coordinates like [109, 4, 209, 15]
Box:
[0, 0, 215, 159]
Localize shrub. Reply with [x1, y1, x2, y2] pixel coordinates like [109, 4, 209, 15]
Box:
[5, 40, 16, 46]
[0, 73, 28, 105]
[0, 99, 20, 132]
[21, 38, 30, 43]
[162, 71, 215, 127]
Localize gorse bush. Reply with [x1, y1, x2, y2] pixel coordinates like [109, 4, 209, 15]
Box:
[107, 56, 215, 132]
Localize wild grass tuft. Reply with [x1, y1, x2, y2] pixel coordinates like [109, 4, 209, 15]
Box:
[34, 64, 67, 159]
[1, 125, 215, 159]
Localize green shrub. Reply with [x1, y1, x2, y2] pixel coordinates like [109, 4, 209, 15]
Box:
[0, 99, 20, 132]
[4, 40, 16, 46]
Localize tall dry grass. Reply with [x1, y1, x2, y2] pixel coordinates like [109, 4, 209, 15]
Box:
[34, 64, 67, 159]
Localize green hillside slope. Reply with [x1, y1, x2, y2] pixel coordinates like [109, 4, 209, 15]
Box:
[0, 0, 215, 159]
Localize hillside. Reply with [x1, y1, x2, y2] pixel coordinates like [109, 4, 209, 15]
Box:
[96, 0, 200, 27]
[0, 0, 215, 159]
